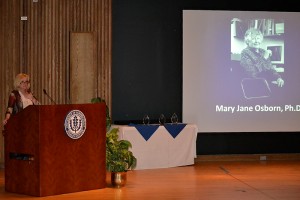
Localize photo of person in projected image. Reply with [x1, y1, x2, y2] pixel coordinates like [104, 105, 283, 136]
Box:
[2, 73, 40, 127]
[240, 28, 284, 99]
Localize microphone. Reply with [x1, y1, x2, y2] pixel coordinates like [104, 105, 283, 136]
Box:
[28, 88, 40, 105]
[32, 94, 40, 105]
[43, 89, 56, 105]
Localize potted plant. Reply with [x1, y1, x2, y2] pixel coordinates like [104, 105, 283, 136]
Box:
[106, 128, 137, 188]
[91, 97, 137, 187]
[91, 97, 111, 131]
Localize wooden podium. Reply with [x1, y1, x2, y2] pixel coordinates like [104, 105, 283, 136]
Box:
[4, 103, 107, 197]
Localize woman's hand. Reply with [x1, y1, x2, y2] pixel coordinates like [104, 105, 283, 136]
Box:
[277, 78, 284, 87]
[264, 49, 272, 59]
[3, 118, 8, 126]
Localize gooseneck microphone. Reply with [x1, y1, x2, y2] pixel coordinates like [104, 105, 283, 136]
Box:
[43, 89, 57, 105]
[32, 95, 40, 105]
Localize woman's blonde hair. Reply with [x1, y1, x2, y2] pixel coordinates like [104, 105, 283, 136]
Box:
[14, 73, 30, 89]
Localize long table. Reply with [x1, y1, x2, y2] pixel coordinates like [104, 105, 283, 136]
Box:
[112, 124, 198, 170]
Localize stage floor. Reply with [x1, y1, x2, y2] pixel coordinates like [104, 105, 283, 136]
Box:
[1, 159, 300, 200]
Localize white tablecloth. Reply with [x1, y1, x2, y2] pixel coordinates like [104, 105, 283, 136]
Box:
[113, 124, 198, 170]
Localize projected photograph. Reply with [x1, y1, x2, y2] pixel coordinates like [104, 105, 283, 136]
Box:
[231, 18, 285, 100]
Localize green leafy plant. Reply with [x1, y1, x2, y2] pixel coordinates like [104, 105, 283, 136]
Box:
[91, 97, 136, 172]
[91, 97, 111, 131]
[106, 128, 137, 172]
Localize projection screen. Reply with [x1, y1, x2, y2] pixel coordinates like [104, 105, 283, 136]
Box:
[183, 10, 300, 133]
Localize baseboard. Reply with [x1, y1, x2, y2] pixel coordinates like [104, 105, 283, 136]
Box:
[195, 153, 300, 162]
[1, 154, 299, 168]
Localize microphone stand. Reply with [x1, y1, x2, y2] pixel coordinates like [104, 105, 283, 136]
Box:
[43, 89, 56, 105]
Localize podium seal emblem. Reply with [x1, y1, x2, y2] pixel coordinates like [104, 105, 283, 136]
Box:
[64, 110, 86, 139]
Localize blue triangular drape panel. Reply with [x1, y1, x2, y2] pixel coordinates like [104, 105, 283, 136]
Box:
[164, 123, 187, 138]
[129, 123, 160, 141]
[129, 123, 187, 140]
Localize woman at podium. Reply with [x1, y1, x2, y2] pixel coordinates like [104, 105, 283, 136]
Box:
[2, 73, 39, 126]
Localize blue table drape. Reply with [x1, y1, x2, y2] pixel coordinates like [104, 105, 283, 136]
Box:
[164, 123, 187, 138]
[128, 123, 160, 141]
[129, 123, 187, 140]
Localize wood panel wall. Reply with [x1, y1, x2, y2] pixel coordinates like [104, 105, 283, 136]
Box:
[0, 0, 112, 165]
[70, 32, 96, 104]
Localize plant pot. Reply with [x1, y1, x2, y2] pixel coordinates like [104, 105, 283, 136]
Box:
[111, 172, 127, 188]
